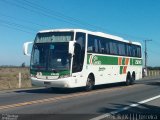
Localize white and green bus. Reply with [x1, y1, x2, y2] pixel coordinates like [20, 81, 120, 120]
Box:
[24, 29, 142, 91]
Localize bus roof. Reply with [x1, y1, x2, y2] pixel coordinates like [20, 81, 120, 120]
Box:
[38, 29, 141, 46]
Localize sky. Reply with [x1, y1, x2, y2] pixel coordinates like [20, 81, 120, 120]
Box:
[0, 0, 160, 67]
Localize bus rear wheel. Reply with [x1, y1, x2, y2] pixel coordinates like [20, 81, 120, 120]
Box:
[86, 75, 95, 91]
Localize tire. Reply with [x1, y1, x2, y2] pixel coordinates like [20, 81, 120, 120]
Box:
[86, 75, 94, 91]
[126, 74, 131, 86]
[130, 74, 135, 85]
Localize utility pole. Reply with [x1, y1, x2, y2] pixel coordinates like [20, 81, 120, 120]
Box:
[144, 40, 152, 69]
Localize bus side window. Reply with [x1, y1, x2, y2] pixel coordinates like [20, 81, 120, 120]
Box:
[87, 35, 94, 53]
[109, 42, 113, 54]
[118, 43, 125, 56]
[126, 44, 129, 56]
[94, 39, 98, 53]
[110, 41, 118, 55]
[105, 40, 110, 54]
[126, 44, 132, 57]
[137, 46, 141, 58]
[88, 35, 99, 53]
[98, 39, 102, 53]
[99, 38, 105, 54]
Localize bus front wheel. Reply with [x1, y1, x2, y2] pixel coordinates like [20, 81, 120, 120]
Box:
[126, 73, 131, 86]
[86, 75, 95, 91]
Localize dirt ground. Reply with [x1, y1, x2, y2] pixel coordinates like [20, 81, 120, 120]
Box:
[0, 67, 31, 90]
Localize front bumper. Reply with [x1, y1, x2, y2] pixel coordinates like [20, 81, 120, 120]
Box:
[31, 77, 70, 88]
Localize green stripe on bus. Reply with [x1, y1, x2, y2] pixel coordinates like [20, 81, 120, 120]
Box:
[87, 54, 142, 66]
[120, 66, 123, 74]
[87, 54, 118, 65]
[122, 58, 125, 65]
[130, 58, 133, 65]
[87, 55, 90, 64]
[132, 59, 143, 65]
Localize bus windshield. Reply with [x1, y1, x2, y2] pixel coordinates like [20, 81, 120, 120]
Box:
[31, 42, 71, 71]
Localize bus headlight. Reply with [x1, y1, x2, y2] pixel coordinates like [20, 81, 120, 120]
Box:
[31, 74, 35, 77]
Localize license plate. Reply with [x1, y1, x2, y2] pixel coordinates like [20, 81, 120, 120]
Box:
[44, 82, 51, 85]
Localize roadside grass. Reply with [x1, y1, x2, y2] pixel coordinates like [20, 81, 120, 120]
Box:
[0, 67, 31, 90]
[0, 67, 159, 90]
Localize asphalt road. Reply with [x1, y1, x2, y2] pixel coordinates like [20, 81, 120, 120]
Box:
[0, 78, 159, 120]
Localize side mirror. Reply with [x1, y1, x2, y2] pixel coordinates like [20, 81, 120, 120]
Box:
[69, 41, 75, 54]
[23, 42, 33, 56]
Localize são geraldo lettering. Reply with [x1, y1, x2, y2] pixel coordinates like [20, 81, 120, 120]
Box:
[135, 60, 142, 65]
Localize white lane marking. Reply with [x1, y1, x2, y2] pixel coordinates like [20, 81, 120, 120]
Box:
[90, 94, 160, 120]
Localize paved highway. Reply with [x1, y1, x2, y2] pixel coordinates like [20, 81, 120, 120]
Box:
[0, 78, 159, 120]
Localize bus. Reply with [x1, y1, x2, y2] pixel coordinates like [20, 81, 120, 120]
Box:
[23, 29, 142, 91]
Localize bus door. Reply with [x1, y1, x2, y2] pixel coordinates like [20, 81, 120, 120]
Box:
[72, 32, 86, 84]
